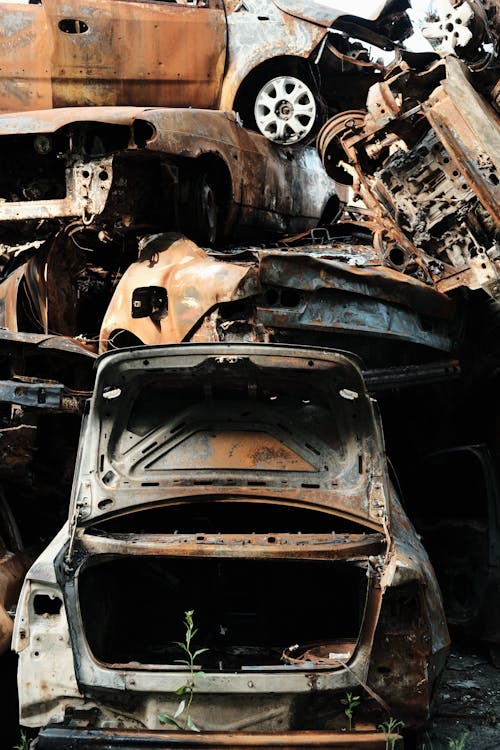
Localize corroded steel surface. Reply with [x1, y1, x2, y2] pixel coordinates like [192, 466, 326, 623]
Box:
[13, 345, 449, 735]
[316, 57, 500, 296]
[37, 726, 403, 747]
[99, 236, 456, 352]
[0, 107, 335, 240]
[0, 551, 32, 655]
[0, 4, 52, 112]
[0, 0, 226, 113]
[80, 531, 387, 561]
[425, 58, 500, 224]
[100, 234, 259, 349]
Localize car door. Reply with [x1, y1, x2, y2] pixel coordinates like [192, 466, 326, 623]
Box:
[44, 0, 227, 109]
[0, 3, 52, 113]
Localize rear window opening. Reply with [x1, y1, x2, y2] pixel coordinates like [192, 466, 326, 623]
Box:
[79, 557, 368, 670]
[91, 501, 371, 535]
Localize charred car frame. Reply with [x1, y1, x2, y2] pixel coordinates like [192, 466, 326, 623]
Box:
[13, 344, 449, 747]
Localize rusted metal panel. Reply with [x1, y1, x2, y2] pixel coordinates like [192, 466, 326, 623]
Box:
[0, 551, 31, 655]
[425, 58, 500, 224]
[82, 345, 388, 528]
[14, 345, 449, 736]
[100, 234, 259, 350]
[271, 0, 408, 26]
[141, 108, 332, 223]
[0, 157, 113, 223]
[0, 1, 226, 113]
[219, 4, 326, 111]
[0, 4, 52, 113]
[0, 329, 96, 357]
[0, 107, 336, 242]
[0, 379, 64, 410]
[37, 726, 403, 748]
[0, 265, 25, 332]
[46, 0, 226, 109]
[258, 253, 454, 318]
[99, 236, 458, 353]
[0, 105, 143, 134]
[80, 531, 387, 561]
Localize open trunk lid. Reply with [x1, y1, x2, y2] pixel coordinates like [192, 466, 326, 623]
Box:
[72, 345, 389, 529]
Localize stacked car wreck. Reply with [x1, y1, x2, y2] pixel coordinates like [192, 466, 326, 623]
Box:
[0, 0, 498, 747]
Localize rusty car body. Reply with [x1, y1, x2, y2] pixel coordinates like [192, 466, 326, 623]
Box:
[0, 0, 413, 144]
[0, 227, 462, 377]
[0, 106, 337, 248]
[97, 232, 461, 363]
[13, 343, 448, 746]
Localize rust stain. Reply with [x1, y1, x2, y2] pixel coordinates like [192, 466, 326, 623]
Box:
[0, 0, 225, 113]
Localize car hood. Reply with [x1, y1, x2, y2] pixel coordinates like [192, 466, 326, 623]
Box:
[72, 344, 390, 529]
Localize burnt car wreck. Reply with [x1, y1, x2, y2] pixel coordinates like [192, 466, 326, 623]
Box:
[13, 345, 447, 748]
[0, 107, 337, 248]
[0, 0, 414, 144]
[0, 0, 499, 747]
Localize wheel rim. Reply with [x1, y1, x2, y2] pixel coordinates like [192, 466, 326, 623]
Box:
[421, 0, 475, 56]
[254, 76, 317, 145]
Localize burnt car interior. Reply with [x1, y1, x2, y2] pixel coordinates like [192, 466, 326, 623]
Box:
[79, 555, 367, 669]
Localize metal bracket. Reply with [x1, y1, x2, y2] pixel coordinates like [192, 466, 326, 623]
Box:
[0, 379, 64, 409]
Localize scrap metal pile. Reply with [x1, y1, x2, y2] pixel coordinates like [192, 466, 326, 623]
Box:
[0, 0, 498, 747]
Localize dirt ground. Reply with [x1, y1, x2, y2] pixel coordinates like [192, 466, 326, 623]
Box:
[424, 650, 500, 750]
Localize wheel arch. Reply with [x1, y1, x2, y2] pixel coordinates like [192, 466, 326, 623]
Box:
[178, 151, 237, 245]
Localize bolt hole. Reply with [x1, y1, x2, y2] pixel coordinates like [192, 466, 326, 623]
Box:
[98, 498, 114, 511]
[388, 246, 406, 267]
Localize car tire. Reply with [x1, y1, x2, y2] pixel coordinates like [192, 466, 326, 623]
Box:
[253, 75, 318, 146]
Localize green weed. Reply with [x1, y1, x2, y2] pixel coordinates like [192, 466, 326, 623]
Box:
[378, 717, 404, 750]
[448, 733, 468, 750]
[159, 610, 208, 732]
[13, 730, 29, 750]
[340, 691, 361, 731]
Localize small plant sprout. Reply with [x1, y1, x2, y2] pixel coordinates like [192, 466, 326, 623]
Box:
[159, 610, 208, 732]
[13, 730, 30, 750]
[448, 734, 468, 750]
[340, 691, 361, 731]
[378, 717, 404, 750]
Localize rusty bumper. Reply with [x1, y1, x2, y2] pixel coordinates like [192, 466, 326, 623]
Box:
[37, 727, 403, 748]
